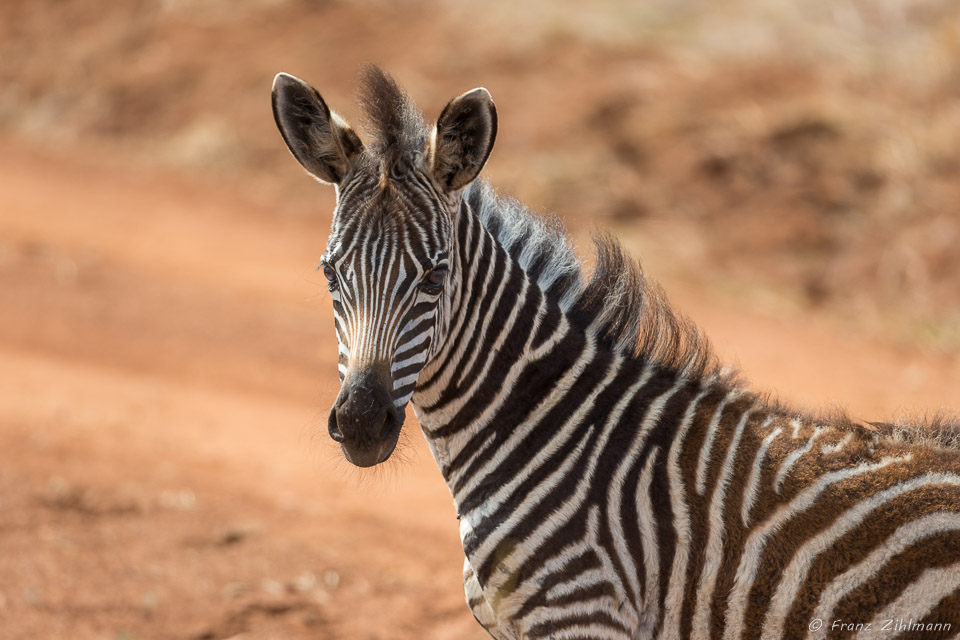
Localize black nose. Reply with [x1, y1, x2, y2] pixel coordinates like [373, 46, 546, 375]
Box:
[327, 395, 399, 442]
[328, 372, 403, 467]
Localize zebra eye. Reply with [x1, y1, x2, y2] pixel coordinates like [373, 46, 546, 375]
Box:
[322, 265, 337, 285]
[422, 266, 447, 290]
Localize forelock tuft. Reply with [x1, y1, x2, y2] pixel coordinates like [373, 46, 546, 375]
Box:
[357, 65, 428, 166]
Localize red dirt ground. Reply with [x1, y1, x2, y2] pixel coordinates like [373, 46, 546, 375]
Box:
[2, 1, 960, 638]
[1, 137, 958, 639]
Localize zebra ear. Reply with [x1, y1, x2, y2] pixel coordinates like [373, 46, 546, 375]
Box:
[429, 88, 497, 191]
[272, 73, 363, 185]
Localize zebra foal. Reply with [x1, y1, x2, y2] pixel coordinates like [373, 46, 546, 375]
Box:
[271, 66, 960, 640]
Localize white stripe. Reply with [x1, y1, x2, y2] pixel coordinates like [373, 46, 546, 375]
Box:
[791, 418, 802, 439]
[392, 351, 428, 376]
[475, 436, 643, 630]
[545, 568, 610, 600]
[636, 448, 661, 635]
[742, 425, 783, 527]
[774, 427, 824, 494]
[821, 432, 852, 456]
[541, 622, 630, 640]
[371, 239, 393, 353]
[393, 372, 420, 390]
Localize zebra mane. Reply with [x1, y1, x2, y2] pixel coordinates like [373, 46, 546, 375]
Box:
[357, 65, 429, 169]
[464, 180, 726, 380]
[867, 412, 960, 452]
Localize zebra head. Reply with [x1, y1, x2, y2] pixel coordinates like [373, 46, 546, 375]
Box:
[272, 69, 497, 467]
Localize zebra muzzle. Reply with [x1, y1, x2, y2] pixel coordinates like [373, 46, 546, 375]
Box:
[328, 371, 403, 467]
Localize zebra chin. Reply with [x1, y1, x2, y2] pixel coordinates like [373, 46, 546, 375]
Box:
[338, 435, 400, 468]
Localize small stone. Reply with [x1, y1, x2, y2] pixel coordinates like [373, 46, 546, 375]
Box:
[159, 488, 196, 511]
[294, 571, 317, 592]
[222, 582, 249, 599]
[140, 592, 158, 613]
[261, 579, 284, 596]
[323, 570, 340, 590]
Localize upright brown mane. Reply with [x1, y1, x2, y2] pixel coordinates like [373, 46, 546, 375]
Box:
[464, 180, 727, 382]
[356, 65, 428, 168]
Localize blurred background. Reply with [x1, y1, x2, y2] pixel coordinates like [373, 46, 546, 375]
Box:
[1, 0, 959, 638]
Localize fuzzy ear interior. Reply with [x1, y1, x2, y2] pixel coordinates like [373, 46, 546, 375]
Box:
[272, 73, 363, 184]
[429, 88, 497, 191]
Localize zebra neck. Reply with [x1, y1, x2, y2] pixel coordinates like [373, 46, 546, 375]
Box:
[411, 194, 660, 503]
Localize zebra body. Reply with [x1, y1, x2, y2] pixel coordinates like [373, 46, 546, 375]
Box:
[271, 67, 960, 639]
[413, 185, 960, 640]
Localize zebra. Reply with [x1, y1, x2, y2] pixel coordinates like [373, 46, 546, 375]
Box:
[271, 66, 960, 640]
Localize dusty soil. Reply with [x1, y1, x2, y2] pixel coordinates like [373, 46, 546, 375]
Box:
[1, 138, 958, 639]
[2, 1, 960, 638]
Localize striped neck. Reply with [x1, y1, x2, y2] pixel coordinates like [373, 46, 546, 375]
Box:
[411, 187, 675, 499]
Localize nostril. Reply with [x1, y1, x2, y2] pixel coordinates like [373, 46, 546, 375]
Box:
[328, 408, 345, 443]
[380, 405, 402, 438]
